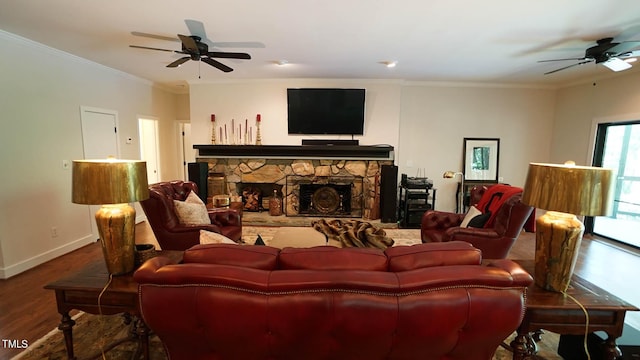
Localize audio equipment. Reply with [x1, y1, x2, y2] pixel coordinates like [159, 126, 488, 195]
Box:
[187, 162, 208, 202]
[380, 165, 398, 223]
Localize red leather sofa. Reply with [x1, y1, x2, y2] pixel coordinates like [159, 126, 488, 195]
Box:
[135, 241, 533, 360]
[139, 180, 242, 250]
[421, 184, 534, 259]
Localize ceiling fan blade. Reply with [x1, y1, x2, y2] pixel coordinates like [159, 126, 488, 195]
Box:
[207, 51, 251, 60]
[178, 34, 200, 54]
[211, 41, 266, 49]
[538, 57, 588, 63]
[167, 57, 191, 68]
[608, 41, 640, 55]
[129, 44, 175, 52]
[131, 31, 179, 42]
[202, 57, 233, 72]
[185, 19, 207, 38]
[544, 60, 593, 75]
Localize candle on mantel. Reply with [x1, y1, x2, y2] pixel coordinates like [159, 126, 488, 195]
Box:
[211, 114, 215, 122]
[256, 114, 261, 122]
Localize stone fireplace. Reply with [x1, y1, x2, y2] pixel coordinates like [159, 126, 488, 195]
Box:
[194, 144, 395, 220]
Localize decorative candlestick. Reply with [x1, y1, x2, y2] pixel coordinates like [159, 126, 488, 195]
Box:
[210, 114, 216, 144]
[255, 114, 262, 145]
[231, 119, 235, 145]
[245, 119, 248, 145]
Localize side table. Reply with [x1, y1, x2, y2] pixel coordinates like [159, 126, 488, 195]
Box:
[44, 250, 183, 360]
[512, 260, 638, 360]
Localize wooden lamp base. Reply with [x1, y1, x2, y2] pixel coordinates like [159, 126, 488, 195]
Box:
[534, 211, 585, 292]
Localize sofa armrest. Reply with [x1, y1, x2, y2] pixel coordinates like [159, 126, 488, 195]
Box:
[421, 210, 465, 230]
[486, 259, 533, 287]
[444, 227, 499, 242]
[133, 256, 178, 282]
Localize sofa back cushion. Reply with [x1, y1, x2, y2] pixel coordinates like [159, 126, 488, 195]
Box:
[384, 241, 482, 272]
[183, 244, 280, 270]
[278, 246, 388, 271]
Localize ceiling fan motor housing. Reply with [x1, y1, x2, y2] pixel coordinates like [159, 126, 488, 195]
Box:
[586, 38, 619, 63]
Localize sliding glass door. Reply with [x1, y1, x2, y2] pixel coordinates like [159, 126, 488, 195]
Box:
[589, 121, 640, 248]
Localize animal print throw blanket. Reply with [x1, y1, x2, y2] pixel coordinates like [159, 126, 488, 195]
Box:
[311, 219, 394, 250]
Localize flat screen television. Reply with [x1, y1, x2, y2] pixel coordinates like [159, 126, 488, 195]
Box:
[287, 88, 365, 135]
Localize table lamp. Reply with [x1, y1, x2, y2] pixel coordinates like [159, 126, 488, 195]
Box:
[522, 162, 614, 292]
[443, 171, 464, 213]
[72, 159, 149, 275]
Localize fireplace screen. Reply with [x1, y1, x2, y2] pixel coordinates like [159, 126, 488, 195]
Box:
[286, 176, 363, 217]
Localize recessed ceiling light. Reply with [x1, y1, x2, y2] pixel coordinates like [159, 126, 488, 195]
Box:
[380, 61, 397, 68]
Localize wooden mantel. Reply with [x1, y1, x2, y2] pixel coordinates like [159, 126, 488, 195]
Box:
[194, 144, 394, 159]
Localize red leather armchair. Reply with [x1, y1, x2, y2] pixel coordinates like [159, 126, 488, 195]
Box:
[139, 180, 242, 250]
[135, 241, 532, 360]
[421, 184, 534, 259]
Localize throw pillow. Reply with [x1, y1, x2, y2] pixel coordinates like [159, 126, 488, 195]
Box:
[174, 191, 210, 225]
[185, 190, 205, 205]
[199, 230, 236, 244]
[467, 211, 491, 228]
[460, 206, 482, 228]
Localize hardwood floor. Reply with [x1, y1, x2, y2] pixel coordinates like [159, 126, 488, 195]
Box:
[0, 222, 637, 360]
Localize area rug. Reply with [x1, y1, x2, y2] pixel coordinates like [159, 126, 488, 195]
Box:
[14, 311, 560, 359]
[241, 225, 423, 247]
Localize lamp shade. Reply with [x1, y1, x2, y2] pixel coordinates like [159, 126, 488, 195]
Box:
[522, 163, 614, 216]
[72, 159, 149, 205]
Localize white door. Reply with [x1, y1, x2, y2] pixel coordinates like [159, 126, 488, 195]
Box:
[139, 117, 160, 184]
[180, 122, 196, 180]
[80, 106, 120, 239]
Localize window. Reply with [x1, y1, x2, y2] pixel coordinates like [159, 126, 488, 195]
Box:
[588, 121, 640, 248]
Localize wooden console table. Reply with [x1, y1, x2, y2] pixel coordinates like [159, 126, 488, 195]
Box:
[44, 251, 183, 360]
[512, 260, 638, 360]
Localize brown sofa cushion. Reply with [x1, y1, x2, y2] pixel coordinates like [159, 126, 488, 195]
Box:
[183, 244, 280, 270]
[384, 241, 482, 272]
[278, 246, 388, 271]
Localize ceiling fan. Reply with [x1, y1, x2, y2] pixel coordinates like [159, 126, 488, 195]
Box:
[539, 37, 640, 75]
[130, 32, 251, 72]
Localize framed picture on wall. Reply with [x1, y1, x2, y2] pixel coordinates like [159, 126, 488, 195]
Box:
[463, 138, 500, 182]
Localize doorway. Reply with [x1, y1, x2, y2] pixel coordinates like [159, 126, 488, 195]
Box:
[80, 106, 119, 239]
[589, 120, 640, 248]
[179, 122, 195, 180]
[139, 117, 160, 184]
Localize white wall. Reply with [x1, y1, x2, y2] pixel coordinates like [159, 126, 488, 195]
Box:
[189, 80, 402, 153]
[0, 30, 181, 278]
[190, 80, 558, 213]
[552, 72, 640, 164]
[399, 84, 557, 211]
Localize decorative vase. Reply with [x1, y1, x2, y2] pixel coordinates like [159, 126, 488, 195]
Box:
[269, 189, 282, 216]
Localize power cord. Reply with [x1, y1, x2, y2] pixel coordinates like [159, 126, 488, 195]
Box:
[97, 273, 113, 360]
[563, 290, 591, 360]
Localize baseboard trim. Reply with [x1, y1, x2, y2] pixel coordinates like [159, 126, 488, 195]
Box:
[0, 235, 95, 279]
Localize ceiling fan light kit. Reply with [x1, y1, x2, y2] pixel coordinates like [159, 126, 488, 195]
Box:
[602, 57, 632, 72]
